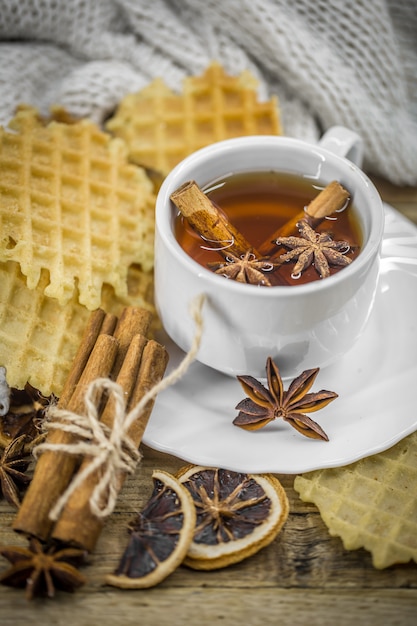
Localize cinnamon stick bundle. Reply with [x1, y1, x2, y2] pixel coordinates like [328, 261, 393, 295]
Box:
[13, 306, 153, 541]
[51, 338, 168, 552]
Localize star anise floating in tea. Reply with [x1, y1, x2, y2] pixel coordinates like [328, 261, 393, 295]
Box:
[171, 178, 357, 286]
[233, 357, 338, 441]
[0, 435, 32, 508]
[0, 537, 87, 599]
[207, 249, 278, 286]
[274, 219, 352, 279]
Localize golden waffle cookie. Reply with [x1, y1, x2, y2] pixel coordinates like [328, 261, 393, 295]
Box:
[294, 432, 417, 568]
[0, 107, 155, 310]
[0, 261, 156, 398]
[106, 62, 282, 176]
[0, 260, 90, 397]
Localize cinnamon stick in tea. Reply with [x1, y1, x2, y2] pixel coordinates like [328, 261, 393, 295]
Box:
[170, 179, 261, 258]
[51, 338, 169, 551]
[258, 180, 351, 255]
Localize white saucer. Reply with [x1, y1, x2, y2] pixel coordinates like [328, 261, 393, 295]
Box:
[143, 204, 417, 474]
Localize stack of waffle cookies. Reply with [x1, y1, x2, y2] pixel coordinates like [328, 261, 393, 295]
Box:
[0, 63, 282, 400]
[0, 106, 157, 398]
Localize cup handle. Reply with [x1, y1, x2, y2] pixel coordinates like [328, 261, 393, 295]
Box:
[318, 125, 364, 168]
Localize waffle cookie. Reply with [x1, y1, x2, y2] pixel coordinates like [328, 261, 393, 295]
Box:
[0, 260, 156, 398]
[0, 260, 90, 397]
[294, 432, 417, 568]
[106, 62, 282, 177]
[0, 107, 156, 310]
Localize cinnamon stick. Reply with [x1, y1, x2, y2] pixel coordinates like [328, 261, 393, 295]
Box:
[304, 180, 351, 221]
[112, 306, 153, 378]
[58, 309, 110, 408]
[102, 334, 149, 429]
[124, 339, 169, 443]
[51, 338, 169, 551]
[100, 313, 118, 337]
[170, 180, 261, 258]
[258, 181, 351, 255]
[13, 333, 119, 540]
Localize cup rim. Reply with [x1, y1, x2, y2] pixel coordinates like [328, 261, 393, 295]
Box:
[155, 135, 384, 297]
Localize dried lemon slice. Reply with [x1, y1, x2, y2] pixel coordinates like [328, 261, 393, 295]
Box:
[105, 470, 196, 589]
[176, 465, 289, 570]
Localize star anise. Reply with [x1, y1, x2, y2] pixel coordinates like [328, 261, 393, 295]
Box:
[274, 219, 352, 279]
[0, 538, 87, 600]
[0, 435, 32, 507]
[207, 249, 278, 286]
[233, 357, 338, 441]
[0, 383, 52, 450]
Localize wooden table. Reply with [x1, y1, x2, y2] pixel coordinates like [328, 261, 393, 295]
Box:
[1, 177, 416, 626]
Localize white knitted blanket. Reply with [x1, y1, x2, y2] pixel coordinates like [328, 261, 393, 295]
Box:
[0, 0, 416, 185]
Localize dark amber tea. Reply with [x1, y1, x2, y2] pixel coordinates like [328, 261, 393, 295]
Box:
[174, 171, 362, 286]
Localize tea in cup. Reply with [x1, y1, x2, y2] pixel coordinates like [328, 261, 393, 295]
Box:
[154, 127, 384, 378]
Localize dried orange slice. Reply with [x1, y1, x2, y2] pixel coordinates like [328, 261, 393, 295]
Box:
[176, 465, 289, 570]
[105, 470, 196, 589]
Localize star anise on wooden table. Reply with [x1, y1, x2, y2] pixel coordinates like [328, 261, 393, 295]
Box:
[233, 357, 338, 441]
[207, 249, 278, 286]
[274, 219, 352, 279]
[0, 538, 87, 600]
[0, 434, 32, 508]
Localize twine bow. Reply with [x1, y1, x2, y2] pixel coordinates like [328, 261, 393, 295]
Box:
[34, 293, 206, 521]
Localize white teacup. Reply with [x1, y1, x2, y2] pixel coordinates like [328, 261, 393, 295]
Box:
[154, 127, 384, 378]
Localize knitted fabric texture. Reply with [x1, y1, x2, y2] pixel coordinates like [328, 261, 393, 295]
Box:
[0, 0, 416, 184]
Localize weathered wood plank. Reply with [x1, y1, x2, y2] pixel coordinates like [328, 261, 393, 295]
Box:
[0, 587, 416, 626]
[2, 446, 416, 601]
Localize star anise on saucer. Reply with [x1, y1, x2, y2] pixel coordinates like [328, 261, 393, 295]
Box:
[274, 219, 352, 279]
[233, 357, 338, 441]
[207, 249, 278, 286]
[0, 538, 87, 600]
[0, 435, 32, 508]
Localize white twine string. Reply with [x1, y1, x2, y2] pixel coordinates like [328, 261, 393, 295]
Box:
[34, 293, 206, 521]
